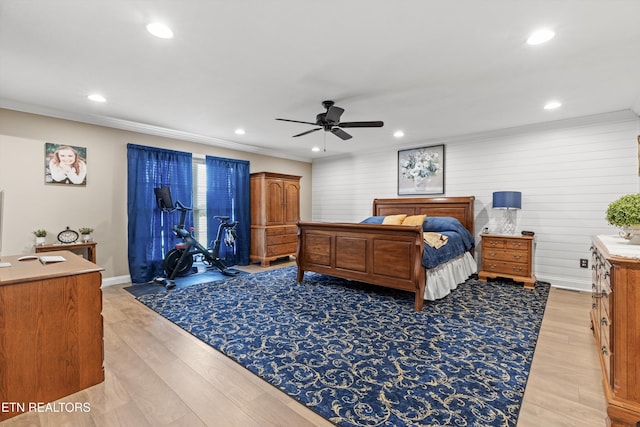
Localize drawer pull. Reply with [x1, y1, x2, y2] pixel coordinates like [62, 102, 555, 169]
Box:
[604, 271, 610, 279]
[592, 303, 596, 309]
[512, 255, 522, 260]
[601, 317, 608, 326]
[512, 267, 523, 272]
[601, 345, 608, 356]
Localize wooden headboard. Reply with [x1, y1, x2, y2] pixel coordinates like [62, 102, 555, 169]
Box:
[373, 196, 476, 236]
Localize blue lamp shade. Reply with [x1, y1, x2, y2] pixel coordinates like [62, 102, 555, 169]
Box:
[492, 191, 522, 209]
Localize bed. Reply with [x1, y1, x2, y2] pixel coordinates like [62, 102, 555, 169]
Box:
[295, 196, 476, 311]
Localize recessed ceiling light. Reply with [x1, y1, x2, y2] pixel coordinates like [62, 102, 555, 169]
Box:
[234, 128, 246, 135]
[87, 94, 106, 103]
[311, 147, 320, 152]
[527, 28, 555, 45]
[544, 100, 562, 110]
[393, 130, 405, 138]
[146, 22, 174, 39]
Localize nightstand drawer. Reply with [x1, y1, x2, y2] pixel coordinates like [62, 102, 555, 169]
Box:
[483, 248, 528, 263]
[483, 237, 530, 251]
[481, 259, 531, 277]
[483, 237, 506, 249]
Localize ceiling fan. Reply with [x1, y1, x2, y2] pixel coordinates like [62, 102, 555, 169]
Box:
[276, 100, 384, 140]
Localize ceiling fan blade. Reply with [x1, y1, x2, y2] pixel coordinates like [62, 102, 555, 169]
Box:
[293, 128, 321, 137]
[331, 128, 352, 140]
[338, 121, 384, 128]
[276, 118, 318, 126]
[325, 106, 344, 123]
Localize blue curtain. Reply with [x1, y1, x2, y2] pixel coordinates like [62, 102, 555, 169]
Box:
[127, 144, 192, 283]
[205, 156, 250, 266]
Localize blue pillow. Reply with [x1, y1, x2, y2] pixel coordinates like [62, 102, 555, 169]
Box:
[423, 216, 464, 232]
[359, 216, 385, 224]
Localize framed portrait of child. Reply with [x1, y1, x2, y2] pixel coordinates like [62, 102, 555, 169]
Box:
[44, 143, 87, 186]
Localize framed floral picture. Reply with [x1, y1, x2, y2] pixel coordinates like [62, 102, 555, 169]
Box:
[398, 144, 445, 195]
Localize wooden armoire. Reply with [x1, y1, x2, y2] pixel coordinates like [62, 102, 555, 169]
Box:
[250, 172, 301, 267]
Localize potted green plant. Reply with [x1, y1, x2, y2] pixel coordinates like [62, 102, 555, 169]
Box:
[79, 227, 94, 242]
[33, 229, 47, 246]
[606, 193, 640, 244]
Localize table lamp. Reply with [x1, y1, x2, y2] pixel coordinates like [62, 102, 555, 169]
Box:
[493, 191, 521, 235]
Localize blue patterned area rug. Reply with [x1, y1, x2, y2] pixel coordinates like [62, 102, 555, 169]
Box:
[136, 266, 549, 427]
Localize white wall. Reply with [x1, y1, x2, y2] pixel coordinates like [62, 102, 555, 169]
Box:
[311, 110, 640, 291]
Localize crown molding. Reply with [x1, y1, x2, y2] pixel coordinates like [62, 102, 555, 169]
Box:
[0, 99, 312, 163]
[392, 109, 639, 152]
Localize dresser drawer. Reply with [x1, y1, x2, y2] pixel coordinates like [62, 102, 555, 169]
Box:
[266, 226, 297, 236]
[481, 259, 531, 277]
[266, 242, 297, 257]
[266, 233, 297, 245]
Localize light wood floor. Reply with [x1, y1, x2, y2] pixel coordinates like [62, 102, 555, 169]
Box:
[2, 264, 608, 426]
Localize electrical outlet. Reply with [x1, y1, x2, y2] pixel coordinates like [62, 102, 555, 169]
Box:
[580, 258, 588, 268]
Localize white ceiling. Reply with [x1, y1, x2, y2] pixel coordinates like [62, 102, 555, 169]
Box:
[1, 0, 639, 162]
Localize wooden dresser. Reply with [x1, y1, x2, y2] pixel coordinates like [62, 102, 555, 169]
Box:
[0, 251, 104, 421]
[250, 172, 301, 267]
[478, 233, 536, 288]
[590, 235, 640, 427]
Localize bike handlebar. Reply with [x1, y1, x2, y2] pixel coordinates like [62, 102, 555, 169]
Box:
[175, 200, 192, 211]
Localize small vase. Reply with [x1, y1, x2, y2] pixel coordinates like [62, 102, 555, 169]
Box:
[35, 236, 46, 246]
[619, 226, 640, 244]
[413, 176, 430, 191]
[82, 234, 92, 242]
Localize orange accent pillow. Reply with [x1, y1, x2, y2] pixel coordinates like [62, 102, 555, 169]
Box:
[382, 214, 407, 225]
[402, 214, 427, 226]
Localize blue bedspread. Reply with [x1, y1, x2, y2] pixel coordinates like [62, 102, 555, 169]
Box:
[360, 216, 475, 269]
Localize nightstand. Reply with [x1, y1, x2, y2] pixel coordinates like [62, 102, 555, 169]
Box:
[478, 233, 536, 288]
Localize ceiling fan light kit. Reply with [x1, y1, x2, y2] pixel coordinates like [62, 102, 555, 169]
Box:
[276, 100, 384, 141]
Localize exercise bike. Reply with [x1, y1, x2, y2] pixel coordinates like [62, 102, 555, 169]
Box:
[154, 187, 241, 289]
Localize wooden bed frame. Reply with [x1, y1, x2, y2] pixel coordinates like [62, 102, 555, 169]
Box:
[295, 196, 475, 311]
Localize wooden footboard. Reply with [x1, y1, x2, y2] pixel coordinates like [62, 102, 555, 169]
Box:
[296, 222, 426, 311]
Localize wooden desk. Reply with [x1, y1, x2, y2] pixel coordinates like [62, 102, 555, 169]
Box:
[35, 241, 97, 263]
[0, 251, 104, 421]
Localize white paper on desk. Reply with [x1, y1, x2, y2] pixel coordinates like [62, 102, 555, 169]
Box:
[39, 255, 66, 264]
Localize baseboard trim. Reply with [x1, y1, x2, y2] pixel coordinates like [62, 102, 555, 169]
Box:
[536, 274, 590, 292]
[102, 275, 131, 287]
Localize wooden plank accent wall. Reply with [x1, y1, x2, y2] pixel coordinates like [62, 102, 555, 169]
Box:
[311, 111, 640, 290]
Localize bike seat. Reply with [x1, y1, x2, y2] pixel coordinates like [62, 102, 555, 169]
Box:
[214, 215, 230, 221]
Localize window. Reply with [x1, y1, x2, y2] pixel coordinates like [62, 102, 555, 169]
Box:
[192, 157, 208, 245]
